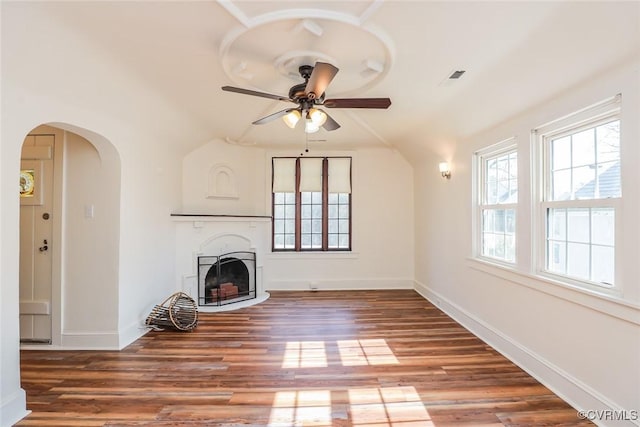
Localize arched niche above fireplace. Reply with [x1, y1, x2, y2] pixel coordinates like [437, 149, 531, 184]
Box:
[206, 164, 238, 199]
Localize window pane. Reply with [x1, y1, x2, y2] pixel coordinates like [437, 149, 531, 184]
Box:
[338, 235, 349, 248]
[509, 153, 518, 178]
[274, 220, 285, 234]
[274, 193, 285, 204]
[505, 209, 516, 234]
[285, 219, 295, 234]
[328, 205, 338, 218]
[338, 193, 349, 203]
[301, 234, 311, 248]
[572, 165, 596, 199]
[597, 161, 621, 198]
[497, 181, 510, 204]
[505, 235, 516, 262]
[482, 233, 495, 257]
[486, 181, 497, 204]
[551, 169, 571, 201]
[552, 136, 571, 170]
[301, 192, 311, 203]
[274, 235, 284, 249]
[494, 209, 505, 232]
[312, 205, 322, 218]
[285, 205, 295, 218]
[482, 210, 494, 233]
[591, 208, 614, 246]
[328, 234, 338, 248]
[285, 234, 295, 249]
[301, 219, 311, 233]
[572, 128, 595, 167]
[311, 192, 322, 203]
[567, 208, 590, 243]
[339, 205, 349, 218]
[494, 234, 505, 258]
[548, 241, 566, 274]
[284, 192, 295, 204]
[328, 193, 338, 203]
[596, 120, 620, 163]
[339, 220, 349, 233]
[592, 245, 614, 284]
[328, 220, 338, 234]
[312, 220, 322, 233]
[548, 208, 566, 240]
[301, 205, 311, 218]
[312, 234, 322, 248]
[567, 242, 590, 280]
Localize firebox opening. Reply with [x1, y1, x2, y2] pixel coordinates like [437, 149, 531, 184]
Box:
[198, 252, 256, 307]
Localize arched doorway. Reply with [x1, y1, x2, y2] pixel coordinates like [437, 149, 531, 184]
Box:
[19, 123, 121, 347]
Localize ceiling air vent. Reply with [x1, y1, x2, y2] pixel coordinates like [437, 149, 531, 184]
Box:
[449, 70, 466, 79]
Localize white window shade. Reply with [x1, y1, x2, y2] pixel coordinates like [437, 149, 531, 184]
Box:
[299, 158, 323, 192]
[272, 158, 296, 192]
[328, 158, 351, 193]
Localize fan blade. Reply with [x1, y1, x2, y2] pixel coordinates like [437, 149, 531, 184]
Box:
[252, 108, 297, 125]
[324, 98, 392, 109]
[305, 62, 339, 100]
[222, 86, 291, 102]
[321, 111, 341, 131]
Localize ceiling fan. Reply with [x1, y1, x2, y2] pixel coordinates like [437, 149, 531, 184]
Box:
[221, 61, 391, 133]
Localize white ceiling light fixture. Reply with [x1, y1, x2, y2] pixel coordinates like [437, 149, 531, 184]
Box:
[305, 118, 320, 134]
[282, 109, 301, 128]
[308, 108, 327, 127]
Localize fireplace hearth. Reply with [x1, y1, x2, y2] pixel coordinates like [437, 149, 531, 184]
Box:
[198, 251, 256, 306]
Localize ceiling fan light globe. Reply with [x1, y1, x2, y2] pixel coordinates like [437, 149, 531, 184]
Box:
[309, 108, 327, 126]
[305, 119, 320, 133]
[282, 110, 301, 128]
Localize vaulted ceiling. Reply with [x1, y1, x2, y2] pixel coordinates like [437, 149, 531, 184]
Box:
[7, 1, 640, 157]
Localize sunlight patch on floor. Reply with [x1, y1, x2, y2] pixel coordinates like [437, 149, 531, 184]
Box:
[349, 386, 434, 426]
[268, 390, 332, 426]
[281, 341, 328, 368]
[337, 339, 399, 366]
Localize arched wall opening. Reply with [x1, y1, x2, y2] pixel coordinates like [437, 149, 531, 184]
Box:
[18, 123, 121, 348]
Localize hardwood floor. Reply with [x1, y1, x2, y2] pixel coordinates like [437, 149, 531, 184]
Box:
[18, 290, 591, 426]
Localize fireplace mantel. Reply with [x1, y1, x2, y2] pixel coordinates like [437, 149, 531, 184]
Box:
[171, 213, 271, 220]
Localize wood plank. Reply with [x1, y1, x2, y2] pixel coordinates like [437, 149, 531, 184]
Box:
[18, 290, 592, 426]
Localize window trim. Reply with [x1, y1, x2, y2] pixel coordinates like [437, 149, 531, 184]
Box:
[272, 156, 352, 252]
[533, 96, 622, 294]
[473, 138, 518, 266]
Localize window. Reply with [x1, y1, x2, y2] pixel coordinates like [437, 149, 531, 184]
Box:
[537, 96, 620, 288]
[272, 157, 351, 251]
[476, 141, 518, 263]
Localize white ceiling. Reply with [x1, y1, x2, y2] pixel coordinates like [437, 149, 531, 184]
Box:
[28, 1, 640, 154]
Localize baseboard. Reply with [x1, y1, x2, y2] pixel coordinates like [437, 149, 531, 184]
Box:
[414, 280, 638, 427]
[60, 330, 121, 350]
[266, 278, 414, 291]
[0, 388, 30, 427]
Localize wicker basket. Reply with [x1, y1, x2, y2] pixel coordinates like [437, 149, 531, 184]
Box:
[145, 292, 198, 331]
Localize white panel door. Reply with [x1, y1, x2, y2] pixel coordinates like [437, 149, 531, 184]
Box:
[20, 134, 55, 343]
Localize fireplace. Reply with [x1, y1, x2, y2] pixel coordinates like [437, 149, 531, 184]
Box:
[198, 251, 256, 306]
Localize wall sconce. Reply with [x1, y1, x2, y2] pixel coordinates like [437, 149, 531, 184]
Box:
[439, 162, 451, 179]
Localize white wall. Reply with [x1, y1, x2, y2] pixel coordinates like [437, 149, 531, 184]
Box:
[181, 139, 267, 216]
[413, 59, 640, 424]
[60, 131, 120, 345]
[181, 142, 415, 291]
[1, 4, 203, 424]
